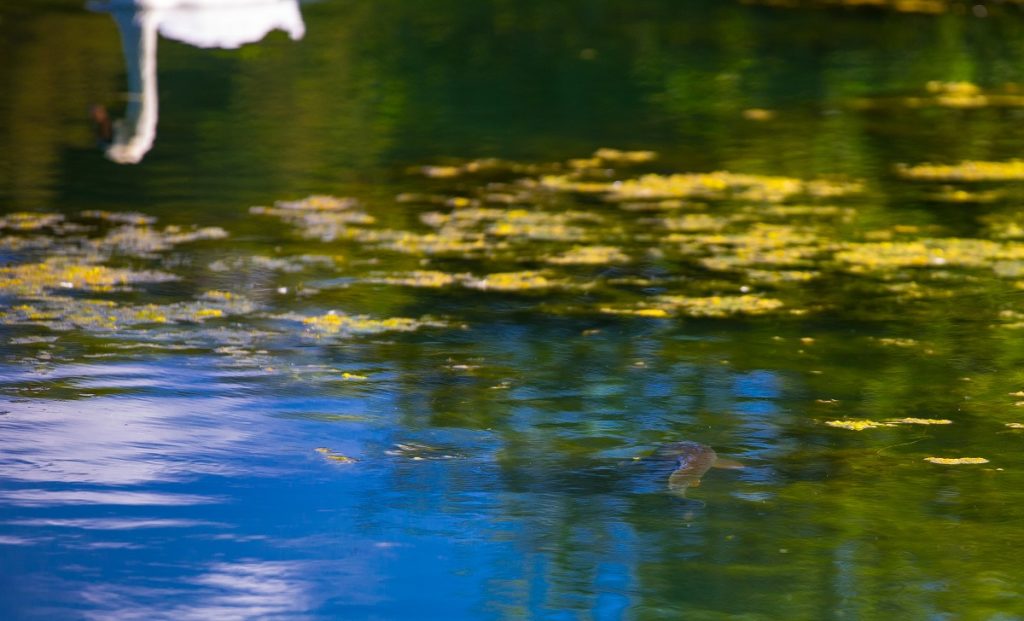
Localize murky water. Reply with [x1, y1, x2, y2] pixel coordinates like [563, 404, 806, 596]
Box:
[6, 1, 1024, 619]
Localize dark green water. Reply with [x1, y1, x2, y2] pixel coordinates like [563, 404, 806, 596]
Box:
[5, 1, 1024, 619]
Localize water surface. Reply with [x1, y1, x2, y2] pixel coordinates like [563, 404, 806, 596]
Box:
[5, 1, 1024, 619]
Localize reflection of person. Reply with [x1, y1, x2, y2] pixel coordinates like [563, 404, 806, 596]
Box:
[87, 0, 305, 164]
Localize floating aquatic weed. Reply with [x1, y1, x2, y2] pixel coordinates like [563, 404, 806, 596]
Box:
[363, 270, 468, 289]
[420, 206, 607, 248]
[250, 195, 375, 242]
[290, 310, 444, 337]
[412, 158, 558, 179]
[742, 204, 856, 220]
[742, 108, 775, 121]
[463, 271, 562, 292]
[598, 307, 671, 318]
[888, 418, 952, 425]
[880, 281, 955, 301]
[825, 420, 894, 431]
[0, 290, 259, 332]
[618, 199, 703, 212]
[542, 171, 861, 203]
[872, 337, 919, 347]
[854, 81, 1024, 111]
[896, 160, 1024, 182]
[0, 261, 178, 297]
[927, 187, 1004, 204]
[834, 239, 1024, 272]
[544, 246, 630, 265]
[373, 230, 494, 257]
[659, 214, 733, 232]
[80, 210, 157, 225]
[599, 294, 784, 319]
[420, 207, 508, 229]
[924, 457, 989, 465]
[671, 224, 829, 273]
[315, 447, 357, 464]
[209, 254, 341, 275]
[484, 210, 602, 242]
[656, 294, 785, 317]
[273, 195, 360, 212]
[0, 212, 65, 231]
[741, 269, 820, 285]
[386, 442, 462, 460]
[592, 148, 657, 164]
[979, 214, 1024, 241]
[91, 224, 228, 257]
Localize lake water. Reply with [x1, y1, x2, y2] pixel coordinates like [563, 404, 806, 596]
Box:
[6, 1, 1024, 619]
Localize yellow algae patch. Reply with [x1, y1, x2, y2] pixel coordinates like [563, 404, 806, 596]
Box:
[599, 307, 671, 318]
[465, 271, 559, 292]
[888, 418, 952, 425]
[250, 197, 374, 242]
[272, 195, 360, 212]
[299, 311, 440, 335]
[896, 160, 1024, 182]
[593, 148, 657, 163]
[0, 293, 256, 331]
[742, 108, 775, 121]
[873, 338, 919, 347]
[657, 294, 784, 317]
[412, 158, 554, 179]
[483, 209, 601, 242]
[659, 214, 732, 232]
[743, 269, 820, 284]
[81, 210, 157, 225]
[542, 171, 860, 203]
[835, 239, 1024, 272]
[200, 290, 237, 301]
[0, 212, 65, 231]
[94, 224, 228, 256]
[192, 308, 224, 319]
[825, 420, 894, 430]
[129, 306, 169, 323]
[386, 233, 492, 256]
[419, 165, 462, 178]
[924, 457, 989, 465]
[366, 271, 467, 288]
[315, 447, 357, 464]
[928, 187, 1003, 204]
[855, 81, 1024, 111]
[599, 294, 783, 319]
[420, 207, 509, 228]
[545, 246, 630, 265]
[0, 261, 177, 296]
